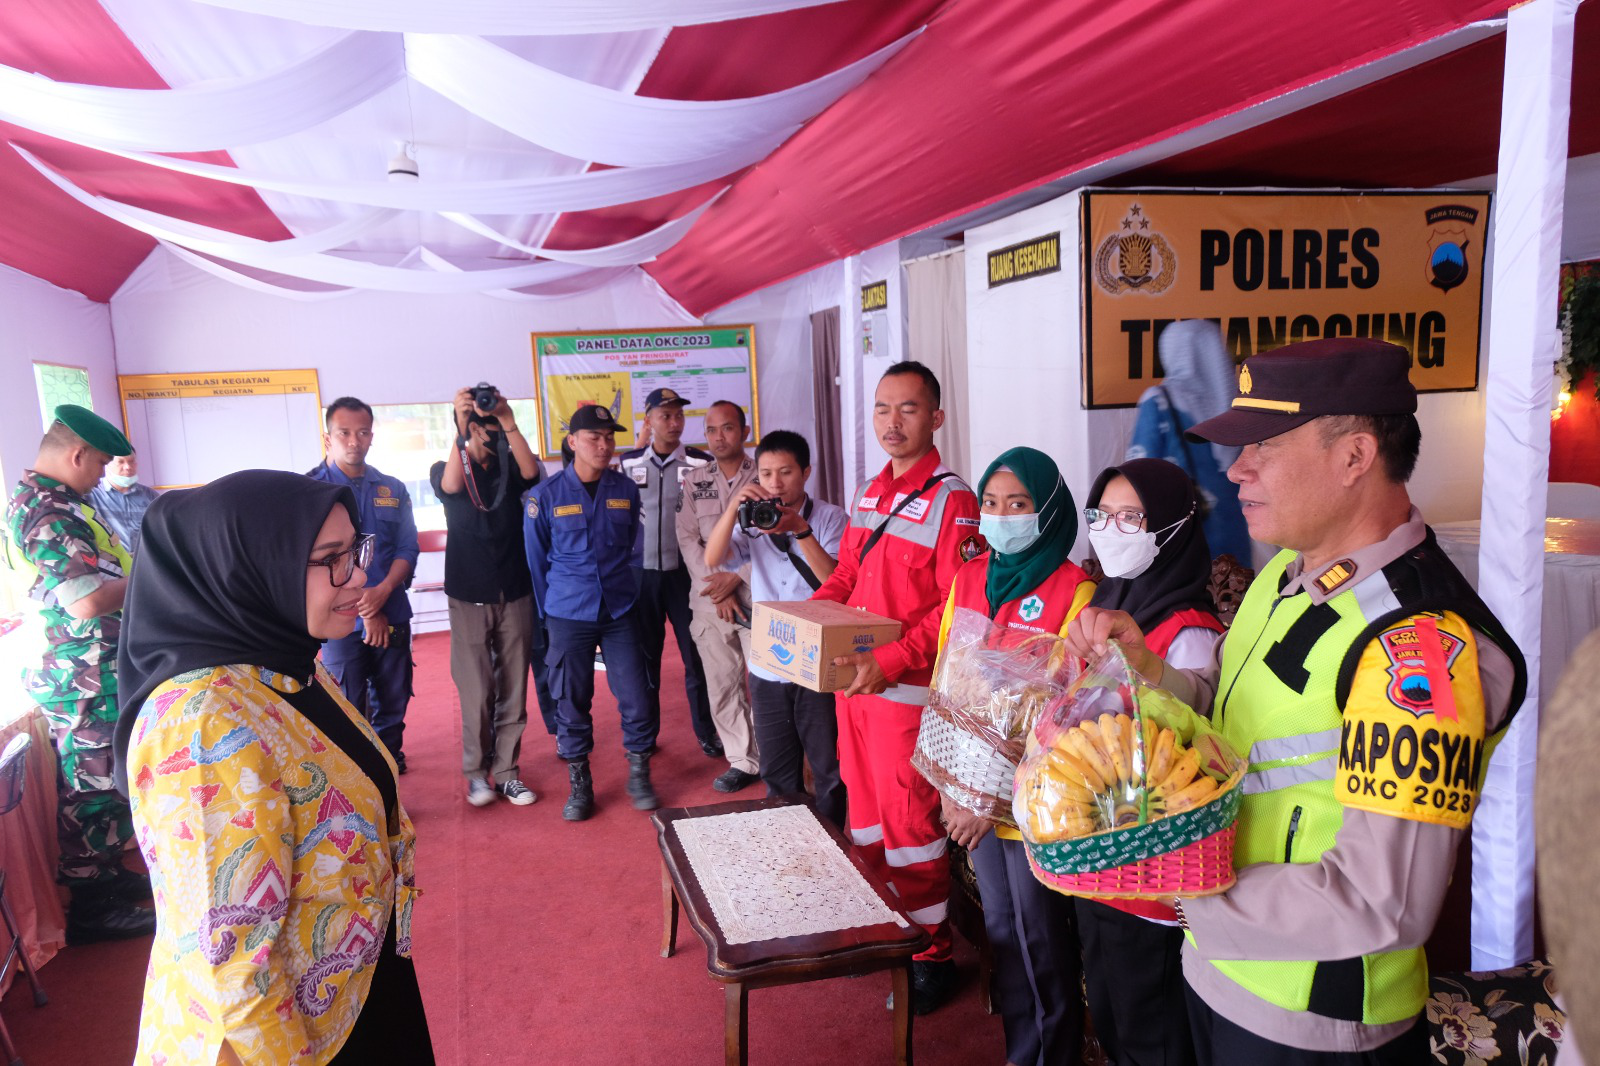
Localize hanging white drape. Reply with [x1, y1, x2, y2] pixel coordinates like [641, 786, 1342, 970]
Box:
[0, 33, 401, 152]
[415, 248, 639, 300]
[1471, 0, 1576, 971]
[70, 135, 785, 213]
[191, 0, 847, 35]
[407, 31, 917, 168]
[439, 190, 722, 264]
[162, 244, 359, 300]
[24, 149, 670, 294]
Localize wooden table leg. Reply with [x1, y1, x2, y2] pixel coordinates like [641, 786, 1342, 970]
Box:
[660, 858, 679, 958]
[892, 962, 913, 1066]
[724, 980, 749, 1066]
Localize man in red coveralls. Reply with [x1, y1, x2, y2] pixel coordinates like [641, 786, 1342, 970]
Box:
[812, 360, 985, 1014]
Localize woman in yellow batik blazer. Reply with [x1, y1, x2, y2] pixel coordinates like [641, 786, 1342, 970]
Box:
[114, 470, 432, 1066]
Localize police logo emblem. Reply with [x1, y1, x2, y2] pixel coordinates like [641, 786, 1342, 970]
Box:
[1424, 204, 1479, 293]
[1380, 619, 1465, 717]
[1094, 203, 1177, 296]
[527, 497, 539, 519]
[1019, 595, 1045, 622]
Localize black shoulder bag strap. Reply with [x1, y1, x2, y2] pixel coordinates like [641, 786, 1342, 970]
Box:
[857, 472, 960, 563]
[779, 498, 823, 591]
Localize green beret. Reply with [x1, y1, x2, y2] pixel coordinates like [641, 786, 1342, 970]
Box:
[54, 404, 132, 457]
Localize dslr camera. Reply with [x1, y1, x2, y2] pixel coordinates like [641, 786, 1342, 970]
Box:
[737, 497, 783, 533]
[471, 381, 501, 413]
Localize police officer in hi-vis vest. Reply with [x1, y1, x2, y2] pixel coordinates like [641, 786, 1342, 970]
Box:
[1067, 338, 1525, 1065]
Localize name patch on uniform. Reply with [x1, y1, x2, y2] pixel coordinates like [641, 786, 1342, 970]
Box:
[955, 516, 979, 528]
[606, 498, 631, 510]
[1335, 613, 1486, 830]
[896, 497, 931, 523]
[374, 497, 400, 508]
[858, 495, 881, 510]
[554, 504, 584, 517]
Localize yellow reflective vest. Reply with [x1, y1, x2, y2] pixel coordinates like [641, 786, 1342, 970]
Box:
[1194, 539, 1522, 1025]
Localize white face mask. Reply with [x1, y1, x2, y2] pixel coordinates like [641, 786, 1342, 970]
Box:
[978, 478, 1060, 556]
[1089, 510, 1192, 579]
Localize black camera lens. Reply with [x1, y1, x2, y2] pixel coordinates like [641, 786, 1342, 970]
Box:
[738, 498, 783, 532]
[471, 382, 499, 412]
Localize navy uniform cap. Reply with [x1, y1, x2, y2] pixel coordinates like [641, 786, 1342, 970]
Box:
[643, 387, 688, 412]
[1186, 338, 1418, 447]
[570, 404, 622, 433]
[54, 404, 132, 457]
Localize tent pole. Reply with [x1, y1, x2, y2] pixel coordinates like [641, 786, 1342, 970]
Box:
[1472, 0, 1576, 970]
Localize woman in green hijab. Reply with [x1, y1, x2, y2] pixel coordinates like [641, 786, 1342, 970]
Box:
[932, 446, 1096, 1066]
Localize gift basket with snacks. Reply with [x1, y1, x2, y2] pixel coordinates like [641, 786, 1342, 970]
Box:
[1014, 642, 1245, 898]
[912, 608, 1080, 825]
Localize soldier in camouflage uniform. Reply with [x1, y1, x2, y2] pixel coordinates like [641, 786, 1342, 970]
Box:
[5, 405, 155, 942]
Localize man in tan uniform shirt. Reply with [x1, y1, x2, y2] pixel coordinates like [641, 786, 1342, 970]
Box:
[674, 400, 760, 791]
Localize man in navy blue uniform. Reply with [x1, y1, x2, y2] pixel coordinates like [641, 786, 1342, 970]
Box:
[308, 396, 420, 770]
[526, 404, 659, 821]
[618, 387, 721, 758]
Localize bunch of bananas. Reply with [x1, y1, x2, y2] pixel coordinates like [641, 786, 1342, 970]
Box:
[1021, 710, 1224, 843]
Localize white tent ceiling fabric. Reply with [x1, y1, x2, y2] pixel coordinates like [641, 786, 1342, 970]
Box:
[189, 0, 849, 35]
[0, 31, 403, 152]
[2, 0, 911, 295]
[405, 31, 916, 168]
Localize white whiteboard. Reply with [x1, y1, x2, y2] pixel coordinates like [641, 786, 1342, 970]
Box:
[118, 370, 324, 488]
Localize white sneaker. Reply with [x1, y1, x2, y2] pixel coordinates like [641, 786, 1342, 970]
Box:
[466, 777, 497, 807]
[498, 779, 538, 806]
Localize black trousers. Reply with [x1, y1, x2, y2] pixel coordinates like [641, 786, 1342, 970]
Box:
[634, 564, 717, 746]
[1185, 983, 1428, 1066]
[969, 836, 1084, 1066]
[749, 674, 846, 829]
[1075, 898, 1196, 1066]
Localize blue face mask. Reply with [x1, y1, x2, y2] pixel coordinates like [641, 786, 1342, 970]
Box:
[977, 479, 1059, 556]
[979, 512, 1042, 555]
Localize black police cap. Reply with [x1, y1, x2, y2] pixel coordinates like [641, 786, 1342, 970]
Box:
[1186, 338, 1418, 447]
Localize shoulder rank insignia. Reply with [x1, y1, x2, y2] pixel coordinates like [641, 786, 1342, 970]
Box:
[1314, 559, 1356, 596]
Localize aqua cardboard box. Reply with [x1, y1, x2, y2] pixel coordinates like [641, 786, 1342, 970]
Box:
[748, 600, 903, 693]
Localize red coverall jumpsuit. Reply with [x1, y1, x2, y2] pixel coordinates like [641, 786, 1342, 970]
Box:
[811, 448, 982, 960]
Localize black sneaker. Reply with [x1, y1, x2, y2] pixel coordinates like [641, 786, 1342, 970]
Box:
[67, 900, 156, 945]
[498, 779, 537, 806]
[887, 960, 958, 1016]
[699, 737, 725, 759]
[712, 768, 760, 793]
[110, 868, 154, 903]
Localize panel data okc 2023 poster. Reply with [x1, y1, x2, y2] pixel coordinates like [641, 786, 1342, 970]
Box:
[531, 327, 759, 458]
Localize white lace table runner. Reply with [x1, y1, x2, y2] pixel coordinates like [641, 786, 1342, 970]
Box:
[673, 806, 909, 946]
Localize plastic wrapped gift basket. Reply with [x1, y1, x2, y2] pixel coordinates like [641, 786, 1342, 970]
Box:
[1014, 641, 1245, 898]
[912, 608, 1080, 825]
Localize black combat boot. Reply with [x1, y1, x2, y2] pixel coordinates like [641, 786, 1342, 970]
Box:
[625, 751, 660, 811]
[562, 759, 595, 822]
[67, 883, 156, 945]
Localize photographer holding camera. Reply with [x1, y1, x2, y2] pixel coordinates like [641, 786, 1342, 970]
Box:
[704, 429, 848, 829]
[430, 383, 543, 809]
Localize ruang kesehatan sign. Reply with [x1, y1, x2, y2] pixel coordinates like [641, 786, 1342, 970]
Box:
[1080, 190, 1490, 408]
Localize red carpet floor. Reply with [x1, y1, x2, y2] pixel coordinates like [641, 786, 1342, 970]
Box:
[4, 631, 1006, 1065]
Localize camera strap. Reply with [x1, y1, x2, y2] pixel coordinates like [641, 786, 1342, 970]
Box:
[774, 498, 821, 591]
[456, 426, 512, 513]
[856, 472, 959, 562]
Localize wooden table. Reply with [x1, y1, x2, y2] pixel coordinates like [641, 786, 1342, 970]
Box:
[654, 796, 931, 1066]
